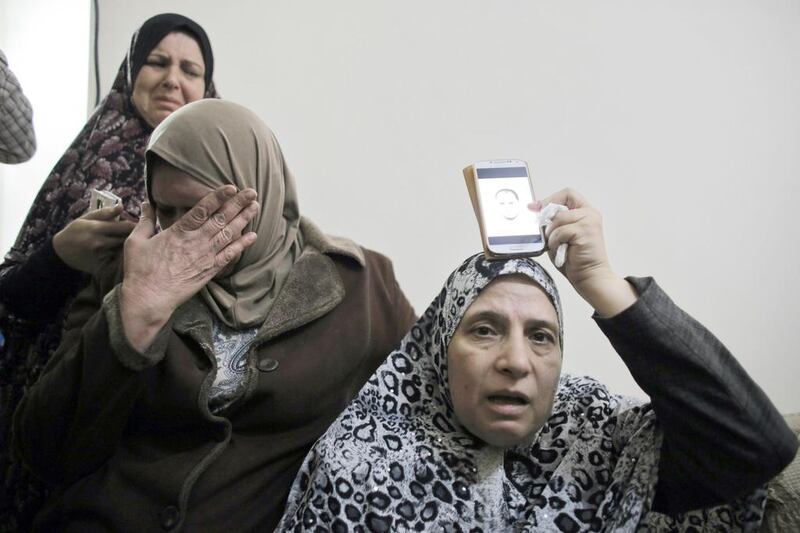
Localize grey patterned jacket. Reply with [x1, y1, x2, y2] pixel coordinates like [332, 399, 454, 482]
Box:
[0, 48, 36, 164]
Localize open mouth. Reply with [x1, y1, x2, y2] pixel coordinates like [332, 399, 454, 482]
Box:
[488, 394, 529, 405]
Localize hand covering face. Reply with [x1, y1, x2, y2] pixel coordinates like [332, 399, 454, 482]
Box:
[146, 99, 301, 329]
[278, 253, 766, 532]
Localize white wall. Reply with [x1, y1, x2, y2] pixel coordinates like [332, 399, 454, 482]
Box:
[0, 0, 90, 250]
[7, 1, 800, 413]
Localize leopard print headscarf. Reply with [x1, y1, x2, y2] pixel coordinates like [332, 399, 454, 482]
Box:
[278, 253, 766, 532]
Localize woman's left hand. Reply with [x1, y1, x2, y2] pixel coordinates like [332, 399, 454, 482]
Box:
[53, 205, 137, 274]
[531, 188, 637, 317]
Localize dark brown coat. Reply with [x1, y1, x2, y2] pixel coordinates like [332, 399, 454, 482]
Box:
[13, 220, 416, 532]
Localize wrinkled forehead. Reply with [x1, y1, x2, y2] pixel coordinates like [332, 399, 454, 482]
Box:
[148, 30, 204, 60]
[442, 254, 562, 342]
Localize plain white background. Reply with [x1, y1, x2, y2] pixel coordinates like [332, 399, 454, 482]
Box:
[2, 1, 798, 413]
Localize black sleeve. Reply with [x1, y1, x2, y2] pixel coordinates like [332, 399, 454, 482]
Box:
[12, 276, 172, 485]
[0, 237, 84, 322]
[594, 277, 797, 515]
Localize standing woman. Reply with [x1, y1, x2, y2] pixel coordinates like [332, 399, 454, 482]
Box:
[0, 13, 216, 531]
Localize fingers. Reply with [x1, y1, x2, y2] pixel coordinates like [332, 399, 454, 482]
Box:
[92, 233, 134, 252]
[119, 210, 138, 223]
[546, 221, 581, 252]
[83, 219, 137, 238]
[176, 186, 259, 251]
[214, 232, 258, 271]
[538, 188, 591, 211]
[103, 220, 138, 237]
[129, 202, 157, 241]
[176, 185, 237, 232]
[150, 185, 259, 280]
[210, 199, 260, 252]
[543, 208, 589, 238]
[544, 208, 599, 249]
[82, 204, 124, 221]
[173, 186, 258, 247]
[201, 188, 258, 239]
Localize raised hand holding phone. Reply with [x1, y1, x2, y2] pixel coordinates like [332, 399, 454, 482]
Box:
[534, 188, 637, 317]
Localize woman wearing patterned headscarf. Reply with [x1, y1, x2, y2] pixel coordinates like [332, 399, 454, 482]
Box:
[13, 99, 415, 531]
[278, 191, 797, 531]
[0, 13, 217, 530]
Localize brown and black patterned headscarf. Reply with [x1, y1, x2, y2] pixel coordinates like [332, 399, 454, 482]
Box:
[3, 13, 218, 265]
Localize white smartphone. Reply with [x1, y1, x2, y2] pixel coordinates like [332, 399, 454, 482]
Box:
[90, 189, 122, 211]
[473, 159, 545, 256]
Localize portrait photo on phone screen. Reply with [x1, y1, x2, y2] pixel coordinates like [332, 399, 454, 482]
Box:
[477, 173, 541, 245]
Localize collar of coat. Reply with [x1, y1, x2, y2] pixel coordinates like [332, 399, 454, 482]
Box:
[172, 217, 365, 344]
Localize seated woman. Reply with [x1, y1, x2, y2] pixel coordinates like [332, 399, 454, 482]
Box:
[278, 190, 798, 531]
[12, 99, 415, 531]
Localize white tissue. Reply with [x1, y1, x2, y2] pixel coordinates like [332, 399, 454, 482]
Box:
[537, 203, 568, 268]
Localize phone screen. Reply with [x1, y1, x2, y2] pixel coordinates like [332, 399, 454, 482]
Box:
[476, 166, 542, 248]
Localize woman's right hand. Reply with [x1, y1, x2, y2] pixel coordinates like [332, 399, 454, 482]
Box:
[533, 188, 637, 317]
[52, 205, 137, 274]
[119, 185, 259, 353]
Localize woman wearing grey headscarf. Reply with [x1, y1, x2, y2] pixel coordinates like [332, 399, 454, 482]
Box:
[278, 190, 797, 531]
[13, 99, 415, 531]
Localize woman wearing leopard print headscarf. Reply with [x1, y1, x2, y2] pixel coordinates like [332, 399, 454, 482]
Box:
[279, 189, 797, 532]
